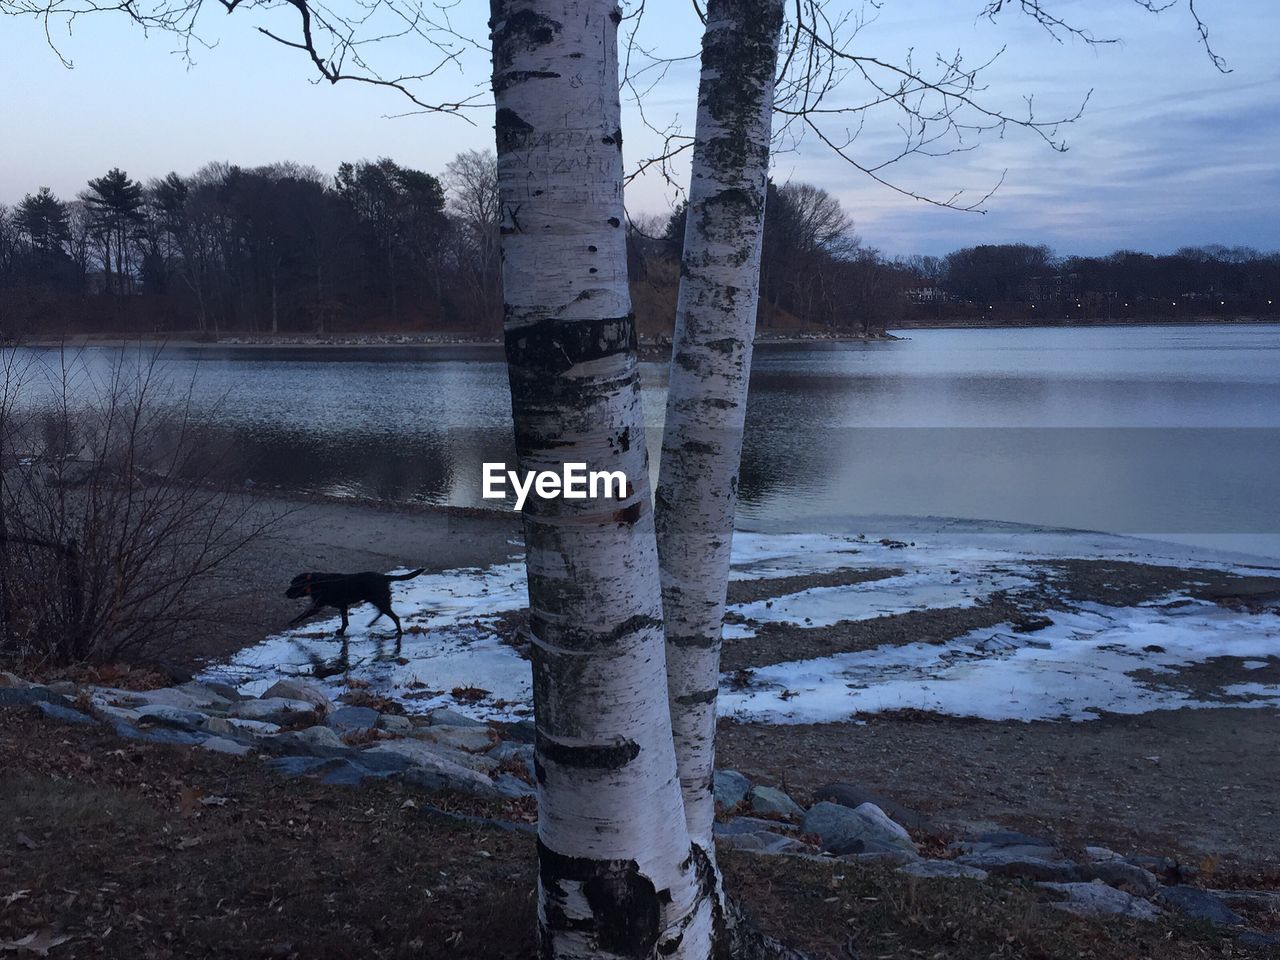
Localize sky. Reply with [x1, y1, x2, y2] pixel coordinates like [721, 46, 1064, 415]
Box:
[1, 0, 1275, 257]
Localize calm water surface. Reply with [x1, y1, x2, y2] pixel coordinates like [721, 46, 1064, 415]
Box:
[18, 324, 1280, 558]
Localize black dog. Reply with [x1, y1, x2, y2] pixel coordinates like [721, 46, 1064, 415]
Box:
[285, 569, 426, 641]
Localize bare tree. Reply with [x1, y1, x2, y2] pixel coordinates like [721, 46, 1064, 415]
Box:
[0, 346, 280, 665]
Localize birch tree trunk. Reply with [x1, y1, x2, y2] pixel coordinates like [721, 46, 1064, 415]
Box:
[491, 2, 715, 956]
[655, 0, 785, 850]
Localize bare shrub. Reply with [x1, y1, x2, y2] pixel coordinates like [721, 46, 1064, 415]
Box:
[0, 345, 279, 665]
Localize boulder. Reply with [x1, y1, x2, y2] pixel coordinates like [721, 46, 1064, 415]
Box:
[268, 724, 347, 756]
[1078, 860, 1160, 898]
[135, 704, 208, 729]
[412, 724, 494, 754]
[0, 686, 67, 707]
[261, 679, 331, 714]
[955, 852, 1080, 883]
[366, 738, 498, 775]
[502, 719, 538, 743]
[842, 849, 918, 867]
[718, 831, 812, 855]
[490, 741, 536, 780]
[201, 716, 281, 739]
[812, 782, 932, 832]
[129, 687, 219, 711]
[802, 802, 917, 855]
[715, 817, 797, 838]
[325, 706, 381, 735]
[1156, 886, 1244, 927]
[748, 785, 804, 820]
[492, 774, 538, 799]
[714, 770, 751, 811]
[1040, 882, 1160, 920]
[951, 829, 1058, 860]
[378, 714, 413, 734]
[200, 737, 254, 757]
[0, 671, 30, 688]
[425, 707, 486, 728]
[1084, 845, 1122, 862]
[899, 859, 989, 881]
[110, 718, 205, 746]
[229, 697, 318, 726]
[32, 701, 97, 726]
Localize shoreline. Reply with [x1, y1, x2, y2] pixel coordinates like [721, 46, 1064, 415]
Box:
[891, 314, 1277, 332]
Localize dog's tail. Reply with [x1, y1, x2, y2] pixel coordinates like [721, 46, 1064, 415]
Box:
[387, 568, 427, 581]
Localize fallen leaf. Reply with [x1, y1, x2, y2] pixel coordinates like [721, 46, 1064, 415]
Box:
[0, 929, 72, 956]
[14, 833, 38, 851]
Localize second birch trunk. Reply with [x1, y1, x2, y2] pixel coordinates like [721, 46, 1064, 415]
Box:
[655, 0, 785, 850]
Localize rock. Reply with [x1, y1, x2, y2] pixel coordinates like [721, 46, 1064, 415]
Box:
[378, 714, 413, 734]
[412, 724, 494, 754]
[951, 829, 1058, 860]
[129, 687, 219, 711]
[715, 817, 796, 837]
[802, 801, 917, 855]
[110, 718, 205, 746]
[268, 724, 347, 756]
[134, 704, 208, 729]
[325, 705, 381, 735]
[201, 716, 281, 739]
[0, 671, 30, 688]
[1040, 882, 1160, 920]
[718, 831, 812, 855]
[425, 707, 486, 728]
[502, 719, 537, 743]
[714, 770, 751, 811]
[1078, 860, 1160, 898]
[229, 697, 318, 726]
[0, 686, 67, 707]
[1125, 855, 1185, 882]
[491, 774, 537, 799]
[175, 682, 237, 709]
[899, 859, 989, 881]
[748, 785, 804, 820]
[1084, 845, 1122, 862]
[266, 755, 334, 778]
[841, 849, 918, 867]
[398, 766, 504, 801]
[32, 701, 97, 726]
[261, 679, 331, 713]
[366, 738, 498, 777]
[46, 681, 78, 696]
[490, 741, 536, 780]
[200, 737, 254, 757]
[955, 852, 1079, 883]
[812, 782, 932, 832]
[1156, 886, 1244, 926]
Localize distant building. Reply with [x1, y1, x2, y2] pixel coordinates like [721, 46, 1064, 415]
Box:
[907, 286, 945, 303]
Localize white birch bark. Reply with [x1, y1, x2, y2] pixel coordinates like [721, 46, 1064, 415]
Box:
[490, 3, 715, 956]
[655, 0, 786, 851]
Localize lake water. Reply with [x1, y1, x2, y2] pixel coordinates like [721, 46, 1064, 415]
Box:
[15, 323, 1280, 560]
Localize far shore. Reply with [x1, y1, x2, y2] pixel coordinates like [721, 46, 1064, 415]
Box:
[12, 313, 1276, 357]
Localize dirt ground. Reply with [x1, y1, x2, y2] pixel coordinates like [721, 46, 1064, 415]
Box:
[1, 710, 1263, 960]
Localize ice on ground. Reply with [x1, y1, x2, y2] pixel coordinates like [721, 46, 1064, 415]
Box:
[719, 601, 1280, 723]
[203, 527, 1280, 725]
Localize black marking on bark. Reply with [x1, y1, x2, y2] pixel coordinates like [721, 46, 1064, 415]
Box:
[603, 127, 623, 149]
[706, 337, 739, 355]
[589, 267, 598, 274]
[676, 688, 719, 706]
[617, 425, 631, 451]
[537, 840, 661, 957]
[493, 69, 561, 94]
[588, 244, 598, 252]
[537, 734, 640, 770]
[533, 755, 546, 784]
[607, 217, 621, 227]
[609, 7, 623, 25]
[495, 108, 535, 152]
[658, 933, 683, 955]
[505, 314, 637, 376]
[530, 612, 659, 648]
[492, 8, 561, 71]
[705, 397, 735, 409]
[667, 632, 718, 650]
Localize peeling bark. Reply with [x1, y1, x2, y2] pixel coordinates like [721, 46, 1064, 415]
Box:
[655, 0, 786, 852]
[491, 2, 715, 956]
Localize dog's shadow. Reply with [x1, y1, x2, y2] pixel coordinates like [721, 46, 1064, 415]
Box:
[303, 632, 404, 679]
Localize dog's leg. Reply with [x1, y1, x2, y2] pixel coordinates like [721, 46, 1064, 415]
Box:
[337, 605, 349, 636]
[368, 610, 385, 626]
[289, 603, 323, 627]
